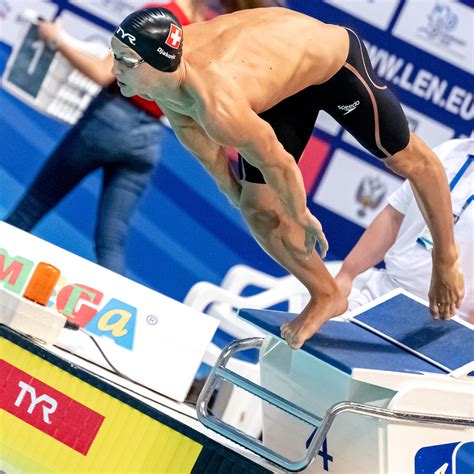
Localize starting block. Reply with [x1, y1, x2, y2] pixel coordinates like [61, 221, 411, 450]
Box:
[197, 289, 474, 473]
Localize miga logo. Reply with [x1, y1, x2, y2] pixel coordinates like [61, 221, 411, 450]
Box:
[0, 248, 137, 350]
[115, 26, 136, 45]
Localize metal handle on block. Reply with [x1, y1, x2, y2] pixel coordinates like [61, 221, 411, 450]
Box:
[197, 337, 323, 472]
[197, 338, 474, 472]
[307, 401, 474, 473]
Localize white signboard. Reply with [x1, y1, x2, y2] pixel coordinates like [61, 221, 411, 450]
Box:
[2, 22, 56, 100]
[315, 110, 341, 137]
[313, 150, 402, 227]
[59, 10, 111, 56]
[393, 0, 474, 74]
[69, 0, 153, 26]
[0, 1, 57, 46]
[1, 11, 109, 124]
[324, 0, 400, 31]
[401, 103, 454, 148]
[0, 222, 219, 402]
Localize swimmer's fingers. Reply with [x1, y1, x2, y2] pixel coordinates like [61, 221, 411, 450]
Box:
[316, 229, 329, 259]
[305, 224, 328, 258]
[429, 256, 464, 320]
[304, 228, 317, 257]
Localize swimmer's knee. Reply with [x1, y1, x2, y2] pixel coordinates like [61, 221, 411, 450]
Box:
[385, 132, 435, 178]
[392, 131, 417, 155]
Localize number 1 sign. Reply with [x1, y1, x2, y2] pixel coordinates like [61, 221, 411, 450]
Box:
[2, 23, 56, 100]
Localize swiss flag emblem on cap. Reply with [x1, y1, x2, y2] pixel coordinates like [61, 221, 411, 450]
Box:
[165, 24, 182, 49]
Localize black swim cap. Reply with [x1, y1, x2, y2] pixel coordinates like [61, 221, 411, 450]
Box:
[114, 7, 183, 72]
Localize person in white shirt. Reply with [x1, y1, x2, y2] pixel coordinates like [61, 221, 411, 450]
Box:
[336, 138, 473, 323]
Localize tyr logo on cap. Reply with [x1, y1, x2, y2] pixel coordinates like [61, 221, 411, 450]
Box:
[116, 26, 137, 46]
[165, 24, 182, 49]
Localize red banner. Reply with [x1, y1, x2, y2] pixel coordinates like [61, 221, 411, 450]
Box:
[0, 359, 104, 455]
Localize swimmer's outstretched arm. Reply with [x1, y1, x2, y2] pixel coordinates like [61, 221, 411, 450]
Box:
[161, 107, 242, 207]
[385, 133, 464, 319]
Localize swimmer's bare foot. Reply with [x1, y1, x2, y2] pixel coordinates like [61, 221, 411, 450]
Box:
[280, 288, 347, 349]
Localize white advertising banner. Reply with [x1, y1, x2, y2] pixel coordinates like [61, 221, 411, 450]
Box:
[401, 103, 455, 148]
[313, 150, 402, 227]
[393, 0, 474, 74]
[1, 12, 107, 125]
[0, 222, 219, 402]
[324, 0, 401, 31]
[315, 110, 341, 137]
[69, 0, 154, 27]
[0, 0, 57, 47]
[59, 10, 111, 56]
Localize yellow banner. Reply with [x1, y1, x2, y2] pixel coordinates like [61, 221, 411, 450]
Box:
[1, 332, 204, 473]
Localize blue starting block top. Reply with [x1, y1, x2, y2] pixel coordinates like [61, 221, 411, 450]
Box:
[238, 293, 474, 376]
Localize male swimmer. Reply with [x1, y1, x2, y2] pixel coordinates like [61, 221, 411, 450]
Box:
[110, 7, 464, 349]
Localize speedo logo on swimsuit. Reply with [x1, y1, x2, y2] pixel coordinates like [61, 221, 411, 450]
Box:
[338, 100, 360, 115]
[115, 26, 136, 46]
[156, 47, 176, 60]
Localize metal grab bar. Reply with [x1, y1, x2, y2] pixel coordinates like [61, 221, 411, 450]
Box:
[197, 338, 474, 472]
[305, 401, 474, 473]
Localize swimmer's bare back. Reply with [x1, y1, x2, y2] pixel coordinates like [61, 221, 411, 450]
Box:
[181, 7, 350, 114]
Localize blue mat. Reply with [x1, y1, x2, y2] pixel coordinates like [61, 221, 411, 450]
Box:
[238, 294, 473, 376]
[353, 294, 474, 372]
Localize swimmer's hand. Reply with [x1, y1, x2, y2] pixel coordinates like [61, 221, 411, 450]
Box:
[429, 247, 464, 320]
[303, 210, 328, 258]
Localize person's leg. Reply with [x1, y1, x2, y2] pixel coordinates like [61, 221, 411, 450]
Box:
[4, 91, 114, 230]
[94, 164, 155, 273]
[94, 115, 162, 274]
[238, 86, 347, 349]
[317, 28, 410, 159]
[240, 182, 347, 348]
[5, 128, 98, 230]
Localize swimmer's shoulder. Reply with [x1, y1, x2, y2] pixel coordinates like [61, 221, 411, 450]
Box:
[185, 7, 326, 34]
